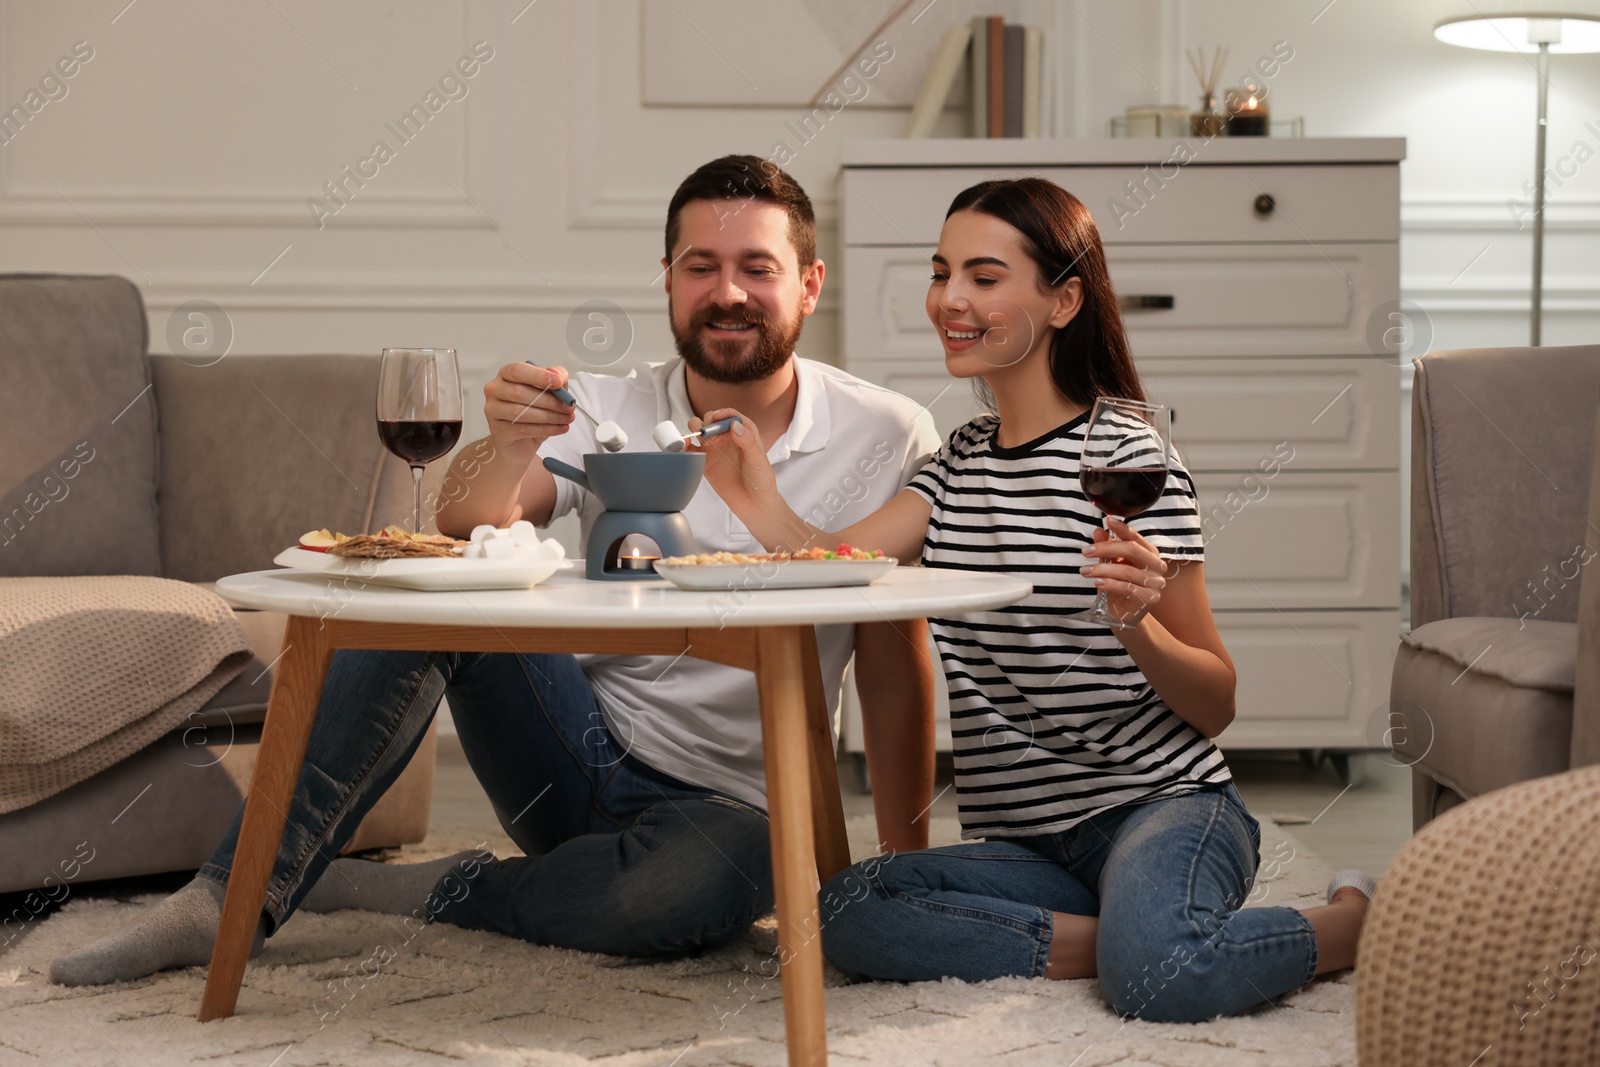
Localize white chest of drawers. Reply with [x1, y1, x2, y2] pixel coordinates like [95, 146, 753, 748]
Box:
[836, 137, 1407, 770]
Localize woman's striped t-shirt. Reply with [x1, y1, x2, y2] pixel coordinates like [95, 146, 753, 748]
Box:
[905, 410, 1231, 839]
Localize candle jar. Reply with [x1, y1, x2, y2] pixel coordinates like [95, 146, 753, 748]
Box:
[1124, 105, 1162, 138]
[1225, 83, 1269, 137]
[1122, 104, 1191, 139]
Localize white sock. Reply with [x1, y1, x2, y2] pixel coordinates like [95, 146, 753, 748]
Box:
[1326, 868, 1378, 904]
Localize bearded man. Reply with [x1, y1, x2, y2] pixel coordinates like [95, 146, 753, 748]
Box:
[50, 155, 939, 985]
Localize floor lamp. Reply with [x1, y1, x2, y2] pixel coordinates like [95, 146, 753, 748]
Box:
[1435, 3, 1600, 346]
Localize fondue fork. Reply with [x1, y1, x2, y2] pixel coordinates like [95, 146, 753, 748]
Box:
[523, 361, 626, 451]
[652, 417, 742, 453]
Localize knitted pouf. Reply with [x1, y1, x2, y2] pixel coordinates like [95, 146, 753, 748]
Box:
[1356, 765, 1600, 1066]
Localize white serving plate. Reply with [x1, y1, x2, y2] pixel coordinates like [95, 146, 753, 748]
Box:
[652, 558, 898, 592]
[273, 547, 573, 592]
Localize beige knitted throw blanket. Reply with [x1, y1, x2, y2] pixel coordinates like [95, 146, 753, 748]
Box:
[0, 576, 251, 813]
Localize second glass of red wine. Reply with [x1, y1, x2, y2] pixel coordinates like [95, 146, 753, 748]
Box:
[377, 347, 463, 533]
[1079, 397, 1171, 630]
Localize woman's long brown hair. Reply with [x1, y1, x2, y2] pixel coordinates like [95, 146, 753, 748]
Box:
[946, 178, 1145, 406]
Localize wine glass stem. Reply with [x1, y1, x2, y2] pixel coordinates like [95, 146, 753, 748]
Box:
[411, 465, 425, 533]
[1093, 512, 1113, 618]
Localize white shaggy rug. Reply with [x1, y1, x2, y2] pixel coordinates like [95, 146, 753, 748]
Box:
[0, 815, 1355, 1066]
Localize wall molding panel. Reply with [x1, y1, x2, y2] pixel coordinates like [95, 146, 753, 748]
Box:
[133, 279, 843, 317]
[1402, 197, 1600, 232]
[0, 193, 493, 229]
[1, 0, 1596, 356]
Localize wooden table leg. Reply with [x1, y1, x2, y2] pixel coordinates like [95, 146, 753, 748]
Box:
[755, 626, 828, 1067]
[199, 616, 333, 1021]
[799, 627, 851, 885]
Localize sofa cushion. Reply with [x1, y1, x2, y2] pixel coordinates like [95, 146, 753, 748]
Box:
[0, 274, 160, 577]
[173, 596, 286, 731]
[184, 657, 273, 731]
[1401, 617, 1576, 692]
[1409, 345, 1600, 627]
[0, 717, 438, 892]
[1391, 640, 1574, 801]
[150, 354, 407, 583]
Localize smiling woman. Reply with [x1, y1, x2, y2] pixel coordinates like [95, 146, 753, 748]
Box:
[690, 174, 1382, 1023]
[930, 178, 1143, 416]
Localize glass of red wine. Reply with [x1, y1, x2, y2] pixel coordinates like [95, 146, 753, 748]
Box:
[1079, 397, 1171, 630]
[376, 347, 463, 534]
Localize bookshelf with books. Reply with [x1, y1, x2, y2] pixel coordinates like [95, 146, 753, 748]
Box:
[904, 16, 1046, 139]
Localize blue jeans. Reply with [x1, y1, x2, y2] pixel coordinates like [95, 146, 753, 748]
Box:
[197, 649, 774, 957]
[819, 782, 1317, 1023]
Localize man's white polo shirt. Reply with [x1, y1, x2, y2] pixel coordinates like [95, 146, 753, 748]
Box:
[539, 356, 938, 809]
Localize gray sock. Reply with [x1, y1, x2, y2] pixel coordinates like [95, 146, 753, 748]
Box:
[48, 877, 265, 987]
[299, 851, 485, 917]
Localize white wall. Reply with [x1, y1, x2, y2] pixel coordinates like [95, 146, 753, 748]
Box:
[8, 1, 1595, 376]
[6, 0, 1596, 729]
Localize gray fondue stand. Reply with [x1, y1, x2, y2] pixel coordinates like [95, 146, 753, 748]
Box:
[541, 453, 702, 581]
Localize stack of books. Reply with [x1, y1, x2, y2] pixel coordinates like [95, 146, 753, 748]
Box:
[905, 17, 1044, 140]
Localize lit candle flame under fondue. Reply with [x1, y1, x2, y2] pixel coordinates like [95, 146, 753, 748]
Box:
[615, 543, 659, 572]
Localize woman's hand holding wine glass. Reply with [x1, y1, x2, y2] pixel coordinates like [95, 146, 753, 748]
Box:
[1082, 517, 1170, 626]
[1078, 397, 1173, 630]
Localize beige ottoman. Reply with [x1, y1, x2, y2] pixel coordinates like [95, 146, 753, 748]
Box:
[1357, 765, 1600, 1065]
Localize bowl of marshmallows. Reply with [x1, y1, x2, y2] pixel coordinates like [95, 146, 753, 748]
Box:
[462, 520, 568, 563]
[450, 521, 570, 588]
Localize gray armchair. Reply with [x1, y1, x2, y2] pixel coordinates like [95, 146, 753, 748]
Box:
[0, 273, 437, 893]
[1393, 343, 1600, 830]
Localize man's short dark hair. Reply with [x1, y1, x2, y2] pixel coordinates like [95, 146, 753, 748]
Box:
[664, 155, 817, 268]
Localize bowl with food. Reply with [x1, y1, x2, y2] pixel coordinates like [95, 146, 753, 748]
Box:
[652, 543, 897, 591]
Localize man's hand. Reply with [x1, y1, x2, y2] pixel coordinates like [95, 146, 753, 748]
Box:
[483, 361, 575, 462]
[436, 362, 571, 536]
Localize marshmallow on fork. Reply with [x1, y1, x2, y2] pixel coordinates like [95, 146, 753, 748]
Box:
[652, 416, 742, 453]
[524, 361, 627, 452]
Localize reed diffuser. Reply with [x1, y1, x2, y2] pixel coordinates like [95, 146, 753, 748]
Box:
[1187, 46, 1229, 137]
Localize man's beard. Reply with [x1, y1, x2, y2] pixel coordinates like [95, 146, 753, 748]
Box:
[671, 300, 804, 385]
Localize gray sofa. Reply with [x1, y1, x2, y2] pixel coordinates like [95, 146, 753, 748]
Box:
[0, 273, 437, 894]
[1392, 343, 1600, 829]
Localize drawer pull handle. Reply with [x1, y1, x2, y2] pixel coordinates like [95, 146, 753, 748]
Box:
[1254, 193, 1276, 215]
[1118, 294, 1175, 311]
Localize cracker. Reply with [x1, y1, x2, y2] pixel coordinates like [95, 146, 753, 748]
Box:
[329, 534, 464, 559]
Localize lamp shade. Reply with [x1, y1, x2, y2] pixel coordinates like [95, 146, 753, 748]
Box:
[1435, 1, 1600, 52]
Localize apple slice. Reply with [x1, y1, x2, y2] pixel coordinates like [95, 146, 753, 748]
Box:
[299, 529, 339, 552]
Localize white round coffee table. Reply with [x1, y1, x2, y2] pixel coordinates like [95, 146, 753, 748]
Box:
[202, 565, 1032, 1067]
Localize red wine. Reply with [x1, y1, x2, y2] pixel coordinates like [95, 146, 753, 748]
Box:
[1083, 467, 1167, 517]
[377, 419, 462, 465]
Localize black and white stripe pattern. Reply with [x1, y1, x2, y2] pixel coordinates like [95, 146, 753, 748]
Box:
[907, 412, 1230, 839]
